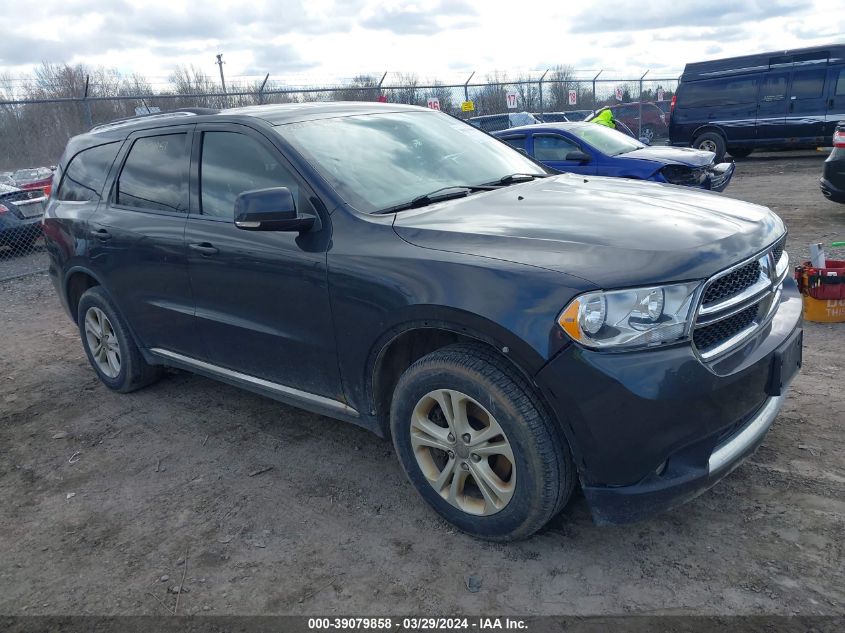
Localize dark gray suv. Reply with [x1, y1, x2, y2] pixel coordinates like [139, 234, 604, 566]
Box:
[44, 103, 802, 540]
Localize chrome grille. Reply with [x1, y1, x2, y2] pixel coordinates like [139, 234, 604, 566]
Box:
[693, 304, 758, 350]
[702, 260, 761, 306]
[693, 237, 788, 361]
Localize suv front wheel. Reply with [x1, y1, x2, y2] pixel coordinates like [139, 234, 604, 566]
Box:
[390, 343, 575, 541]
[77, 286, 162, 393]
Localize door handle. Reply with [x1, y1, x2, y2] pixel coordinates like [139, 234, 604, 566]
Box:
[91, 228, 111, 241]
[189, 242, 218, 256]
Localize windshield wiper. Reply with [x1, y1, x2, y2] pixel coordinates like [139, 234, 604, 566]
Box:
[374, 185, 494, 214]
[490, 173, 550, 185]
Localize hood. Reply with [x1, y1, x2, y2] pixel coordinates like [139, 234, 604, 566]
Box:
[393, 174, 784, 289]
[620, 145, 715, 167]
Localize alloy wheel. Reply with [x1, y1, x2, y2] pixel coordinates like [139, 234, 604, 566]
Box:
[410, 389, 516, 516]
[699, 139, 717, 152]
[84, 306, 121, 378]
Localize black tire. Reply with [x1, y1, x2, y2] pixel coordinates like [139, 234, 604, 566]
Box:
[728, 147, 753, 159]
[390, 343, 576, 541]
[77, 286, 162, 393]
[693, 132, 727, 162]
[640, 125, 655, 144]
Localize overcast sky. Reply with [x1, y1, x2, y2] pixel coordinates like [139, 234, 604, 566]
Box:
[1, 0, 843, 85]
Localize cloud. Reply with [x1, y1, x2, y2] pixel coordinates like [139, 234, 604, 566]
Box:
[569, 0, 812, 32]
[361, 0, 476, 35]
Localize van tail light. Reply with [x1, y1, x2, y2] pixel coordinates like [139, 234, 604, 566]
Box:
[670, 95, 677, 116]
[834, 130, 845, 148]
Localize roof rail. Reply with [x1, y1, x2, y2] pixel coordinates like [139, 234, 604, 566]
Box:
[89, 108, 220, 133]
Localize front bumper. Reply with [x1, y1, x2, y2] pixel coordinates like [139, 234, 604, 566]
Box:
[704, 161, 735, 192]
[535, 278, 803, 524]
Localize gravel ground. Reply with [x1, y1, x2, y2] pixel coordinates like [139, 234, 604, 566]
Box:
[0, 151, 843, 616]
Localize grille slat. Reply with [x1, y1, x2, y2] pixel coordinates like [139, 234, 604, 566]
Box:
[702, 260, 761, 306]
[693, 304, 759, 350]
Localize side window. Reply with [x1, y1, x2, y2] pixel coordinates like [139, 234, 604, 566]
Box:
[760, 74, 788, 102]
[116, 134, 189, 212]
[791, 69, 826, 99]
[679, 77, 758, 108]
[835, 69, 845, 96]
[56, 142, 120, 202]
[200, 131, 301, 219]
[533, 135, 579, 161]
[501, 136, 527, 153]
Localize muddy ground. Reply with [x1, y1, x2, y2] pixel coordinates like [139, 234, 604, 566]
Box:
[0, 151, 843, 616]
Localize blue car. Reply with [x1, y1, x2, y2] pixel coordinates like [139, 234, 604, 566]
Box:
[494, 122, 735, 192]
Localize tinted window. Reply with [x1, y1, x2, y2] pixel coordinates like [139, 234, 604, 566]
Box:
[678, 77, 759, 108]
[200, 132, 300, 219]
[533, 135, 579, 161]
[790, 69, 825, 99]
[835, 69, 845, 96]
[760, 74, 788, 102]
[116, 134, 188, 212]
[57, 142, 119, 202]
[501, 136, 527, 152]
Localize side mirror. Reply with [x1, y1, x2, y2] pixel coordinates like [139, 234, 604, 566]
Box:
[234, 187, 315, 232]
[565, 150, 591, 162]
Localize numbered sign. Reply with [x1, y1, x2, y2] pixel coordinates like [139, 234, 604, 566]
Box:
[657, 88, 665, 102]
[461, 100, 475, 112]
[427, 97, 440, 110]
[568, 90, 577, 106]
[506, 92, 518, 109]
[615, 86, 623, 102]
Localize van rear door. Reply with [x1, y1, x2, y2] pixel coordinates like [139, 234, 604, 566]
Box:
[756, 72, 790, 144]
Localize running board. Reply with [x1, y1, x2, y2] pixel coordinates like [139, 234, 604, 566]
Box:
[149, 348, 358, 418]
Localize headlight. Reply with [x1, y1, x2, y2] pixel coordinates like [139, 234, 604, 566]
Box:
[558, 282, 701, 349]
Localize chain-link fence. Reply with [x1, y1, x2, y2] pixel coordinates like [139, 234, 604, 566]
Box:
[0, 67, 679, 281]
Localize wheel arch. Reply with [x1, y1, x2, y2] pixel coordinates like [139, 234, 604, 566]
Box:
[690, 124, 728, 144]
[365, 308, 555, 438]
[64, 265, 106, 324]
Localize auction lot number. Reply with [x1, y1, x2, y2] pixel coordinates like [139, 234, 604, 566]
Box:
[308, 617, 527, 630]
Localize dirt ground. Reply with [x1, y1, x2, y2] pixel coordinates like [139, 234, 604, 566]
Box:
[0, 151, 843, 617]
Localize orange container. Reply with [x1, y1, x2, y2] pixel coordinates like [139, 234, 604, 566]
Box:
[801, 295, 845, 323]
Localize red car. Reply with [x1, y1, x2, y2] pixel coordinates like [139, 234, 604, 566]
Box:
[13, 167, 54, 196]
[607, 102, 668, 143]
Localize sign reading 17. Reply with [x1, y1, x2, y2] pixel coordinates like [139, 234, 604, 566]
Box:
[506, 92, 518, 109]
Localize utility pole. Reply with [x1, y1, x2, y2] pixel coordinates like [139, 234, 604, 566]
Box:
[215, 53, 227, 94]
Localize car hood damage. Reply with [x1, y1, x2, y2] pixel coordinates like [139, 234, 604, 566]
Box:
[621, 145, 716, 167]
[392, 174, 784, 289]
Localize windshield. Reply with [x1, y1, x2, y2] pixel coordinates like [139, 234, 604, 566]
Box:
[277, 110, 546, 213]
[568, 124, 645, 156]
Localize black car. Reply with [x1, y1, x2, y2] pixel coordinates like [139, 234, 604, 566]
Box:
[670, 44, 845, 161]
[44, 103, 802, 540]
[0, 183, 47, 252]
[821, 122, 845, 202]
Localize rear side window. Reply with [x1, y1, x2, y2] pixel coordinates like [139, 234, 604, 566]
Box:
[759, 74, 788, 102]
[116, 134, 188, 212]
[678, 77, 759, 108]
[791, 69, 826, 99]
[56, 142, 120, 202]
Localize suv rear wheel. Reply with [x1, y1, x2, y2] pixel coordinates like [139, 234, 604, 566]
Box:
[389, 343, 575, 541]
[693, 132, 727, 161]
[77, 286, 162, 393]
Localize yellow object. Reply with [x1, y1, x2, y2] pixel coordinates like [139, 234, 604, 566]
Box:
[461, 100, 475, 112]
[593, 109, 616, 128]
[802, 295, 845, 323]
[558, 300, 583, 340]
